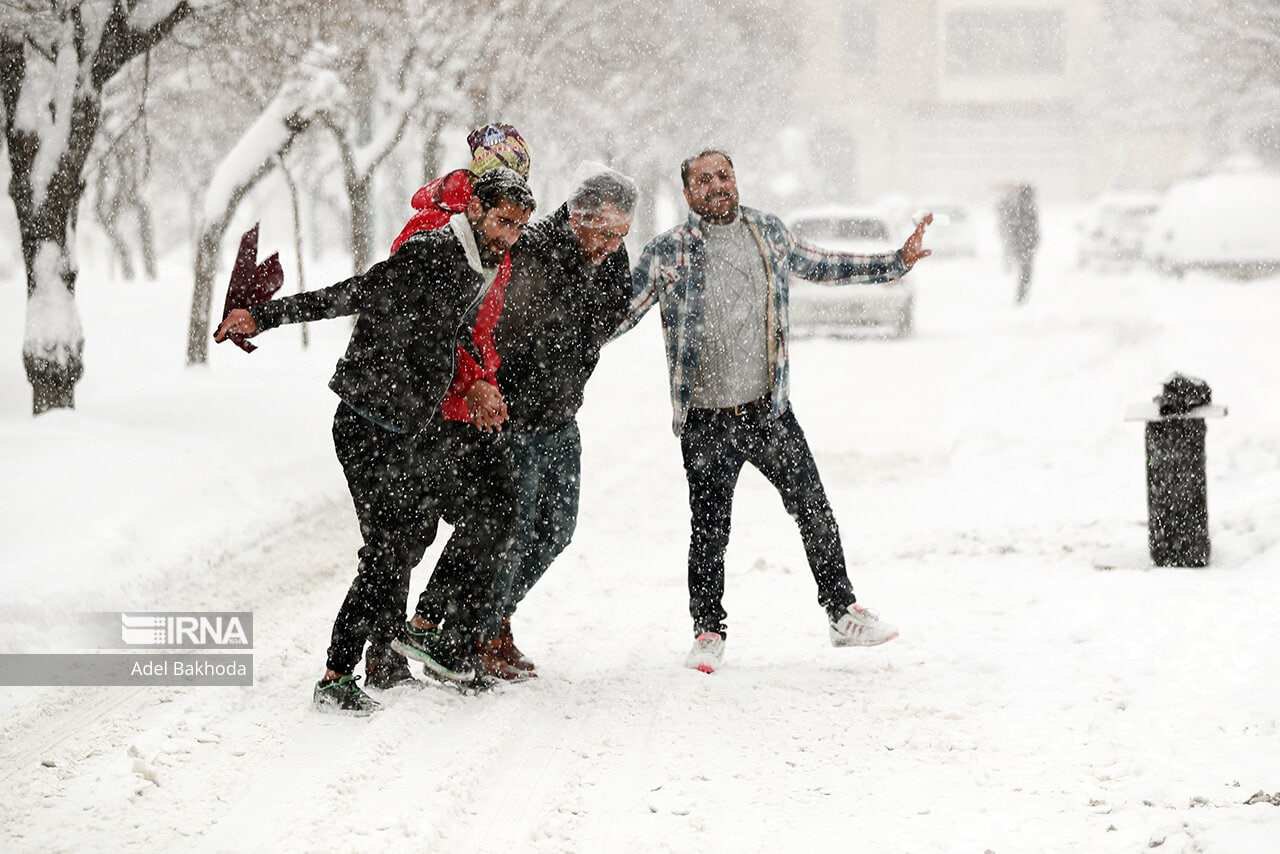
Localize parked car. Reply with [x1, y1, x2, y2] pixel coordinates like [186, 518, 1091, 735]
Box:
[785, 206, 914, 338]
[1075, 192, 1162, 271]
[1143, 166, 1280, 280]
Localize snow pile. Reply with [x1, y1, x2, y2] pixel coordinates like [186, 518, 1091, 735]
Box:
[22, 242, 84, 365]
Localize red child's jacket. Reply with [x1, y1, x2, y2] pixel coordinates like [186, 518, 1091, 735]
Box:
[390, 169, 510, 424]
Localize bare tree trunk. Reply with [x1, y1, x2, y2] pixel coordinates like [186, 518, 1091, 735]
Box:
[277, 155, 309, 349]
[186, 95, 311, 364]
[188, 228, 223, 365]
[347, 172, 372, 274]
[2, 43, 88, 413]
[102, 211, 137, 280]
[95, 168, 136, 281]
[326, 127, 373, 276]
[129, 187, 158, 279]
[187, 136, 306, 364]
[420, 113, 447, 181]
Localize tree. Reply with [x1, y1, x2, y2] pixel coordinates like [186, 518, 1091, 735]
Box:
[306, 0, 490, 273]
[466, 0, 790, 231]
[317, 50, 418, 275]
[0, 0, 194, 414]
[184, 49, 344, 365]
[92, 113, 158, 280]
[1098, 0, 1280, 166]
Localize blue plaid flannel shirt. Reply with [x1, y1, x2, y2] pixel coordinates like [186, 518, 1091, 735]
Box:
[615, 205, 908, 436]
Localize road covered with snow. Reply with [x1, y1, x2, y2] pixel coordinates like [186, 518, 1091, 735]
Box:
[2, 227, 1278, 852]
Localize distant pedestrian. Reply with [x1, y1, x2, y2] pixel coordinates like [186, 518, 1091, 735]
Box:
[998, 183, 1039, 304]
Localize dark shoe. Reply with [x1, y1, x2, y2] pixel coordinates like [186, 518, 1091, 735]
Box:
[477, 637, 530, 681]
[364, 643, 419, 690]
[313, 675, 381, 716]
[498, 618, 536, 673]
[391, 623, 475, 683]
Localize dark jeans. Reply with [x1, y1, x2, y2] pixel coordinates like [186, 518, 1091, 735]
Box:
[680, 401, 855, 637]
[327, 403, 516, 675]
[418, 420, 581, 623]
[506, 420, 582, 616]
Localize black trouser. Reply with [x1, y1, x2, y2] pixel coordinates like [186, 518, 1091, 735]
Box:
[680, 401, 855, 637]
[417, 419, 581, 625]
[327, 403, 516, 675]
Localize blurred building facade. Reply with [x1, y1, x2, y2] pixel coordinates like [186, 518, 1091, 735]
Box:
[785, 0, 1201, 207]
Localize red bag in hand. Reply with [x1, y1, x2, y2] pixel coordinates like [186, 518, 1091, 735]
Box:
[218, 224, 283, 353]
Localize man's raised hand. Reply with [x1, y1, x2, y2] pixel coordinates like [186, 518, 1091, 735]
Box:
[900, 212, 933, 268]
[214, 309, 259, 343]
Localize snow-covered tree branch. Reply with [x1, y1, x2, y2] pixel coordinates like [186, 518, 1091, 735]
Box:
[185, 48, 344, 365]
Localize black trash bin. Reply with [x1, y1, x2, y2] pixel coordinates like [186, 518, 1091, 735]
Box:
[1127, 374, 1227, 568]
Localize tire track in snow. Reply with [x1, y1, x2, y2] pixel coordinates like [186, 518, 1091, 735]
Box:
[2, 496, 364, 850]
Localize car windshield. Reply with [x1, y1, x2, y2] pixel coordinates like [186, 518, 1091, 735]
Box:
[792, 217, 889, 243]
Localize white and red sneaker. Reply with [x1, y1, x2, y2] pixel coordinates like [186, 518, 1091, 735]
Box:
[685, 631, 725, 673]
[829, 604, 899, 647]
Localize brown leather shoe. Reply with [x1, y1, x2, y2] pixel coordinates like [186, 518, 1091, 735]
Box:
[498, 618, 536, 673]
[477, 638, 527, 681]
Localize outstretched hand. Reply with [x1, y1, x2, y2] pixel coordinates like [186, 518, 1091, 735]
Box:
[214, 308, 259, 342]
[900, 212, 933, 268]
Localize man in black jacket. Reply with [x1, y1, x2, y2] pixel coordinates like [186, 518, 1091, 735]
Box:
[214, 169, 535, 714]
[413, 166, 637, 678]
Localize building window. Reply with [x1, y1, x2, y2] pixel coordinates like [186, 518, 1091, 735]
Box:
[843, 3, 878, 71]
[944, 8, 1066, 77]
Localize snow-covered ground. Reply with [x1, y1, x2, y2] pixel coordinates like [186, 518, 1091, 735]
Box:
[2, 215, 1278, 852]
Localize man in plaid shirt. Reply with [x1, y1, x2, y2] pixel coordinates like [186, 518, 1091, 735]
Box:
[614, 149, 932, 673]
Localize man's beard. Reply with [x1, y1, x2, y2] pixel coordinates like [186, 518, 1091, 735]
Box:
[478, 242, 505, 267]
[699, 193, 739, 224]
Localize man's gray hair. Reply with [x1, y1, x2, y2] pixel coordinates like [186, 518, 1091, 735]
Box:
[568, 167, 638, 219]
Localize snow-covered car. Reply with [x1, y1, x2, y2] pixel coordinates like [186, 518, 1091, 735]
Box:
[1143, 167, 1280, 280]
[1075, 192, 1162, 271]
[909, 203, 977, 257]
[785, 207, 914, 338]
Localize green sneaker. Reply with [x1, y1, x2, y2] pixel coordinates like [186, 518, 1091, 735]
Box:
[313, 675, 381, 716]
[391, 623, 476, 683]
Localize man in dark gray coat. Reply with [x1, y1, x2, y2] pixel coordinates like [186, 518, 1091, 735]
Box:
[414, 166, 638, 678]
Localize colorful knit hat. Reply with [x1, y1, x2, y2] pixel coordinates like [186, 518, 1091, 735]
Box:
[467, 123, 531, 179]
